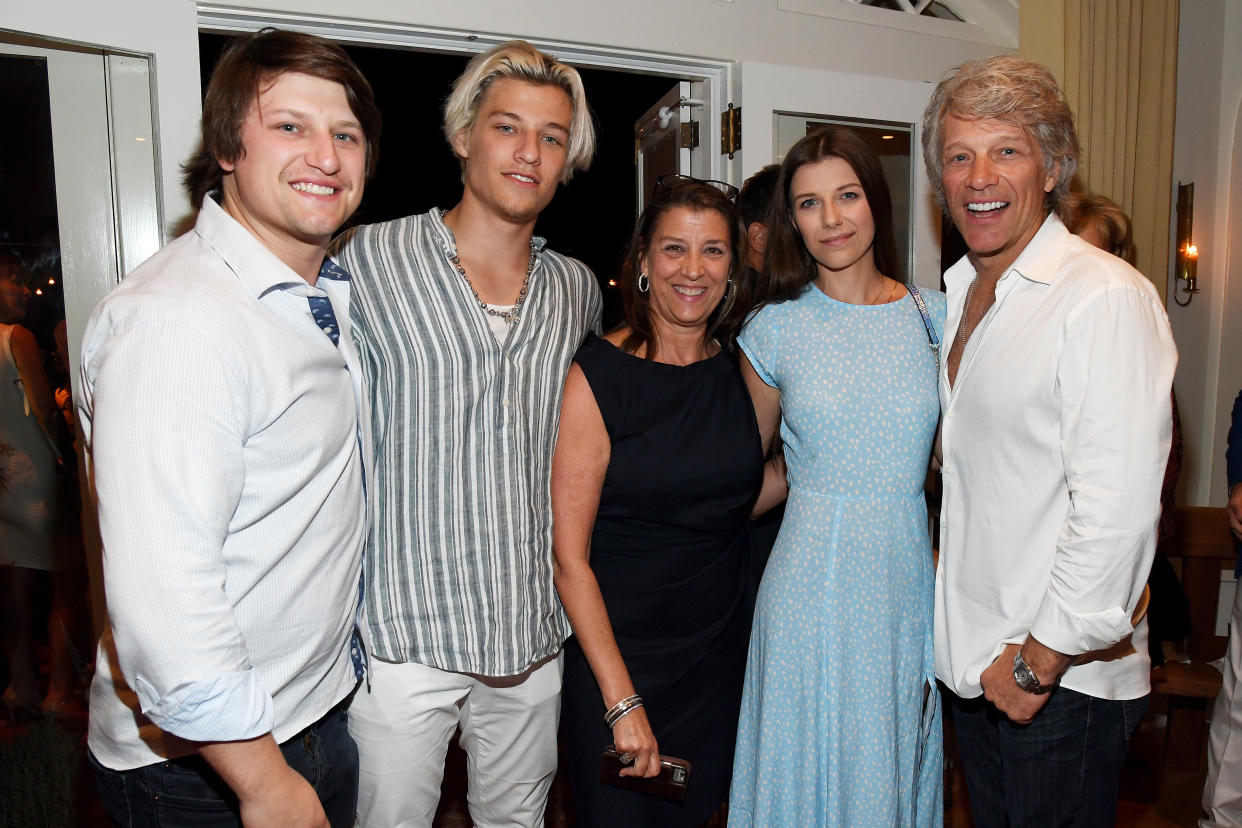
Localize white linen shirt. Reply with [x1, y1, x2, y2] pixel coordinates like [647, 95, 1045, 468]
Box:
[82, 197, 369, 770]
[934, 214, 1176, 701]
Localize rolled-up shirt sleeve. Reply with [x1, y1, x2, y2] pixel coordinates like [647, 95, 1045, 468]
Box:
[86, 317, 274, 742]
[1029, 285, 1177, 655]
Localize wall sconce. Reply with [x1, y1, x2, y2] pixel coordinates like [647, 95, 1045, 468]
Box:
[1174, 181, 1198, 306]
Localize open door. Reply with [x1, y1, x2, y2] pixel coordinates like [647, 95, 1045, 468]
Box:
[0, 35, 162, 636]
[634, 81, 698, 214]
[738, 61, 941, 290]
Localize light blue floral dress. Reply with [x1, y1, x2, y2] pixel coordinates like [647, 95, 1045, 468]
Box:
[729, 284, 945, 827]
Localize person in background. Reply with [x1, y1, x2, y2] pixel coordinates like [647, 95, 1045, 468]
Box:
[925, 56, 1176, 827]
[333, 41, 600, 827]
[1202, 389, 1242, 827]
[730, 126, 945, 826]
[0, 250, 76, 720]
[738, 164, 780, 278]
[1065, 191, 1136, 266]
[82, 29, 377, 826]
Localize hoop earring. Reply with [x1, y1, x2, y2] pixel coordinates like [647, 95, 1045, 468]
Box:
[726, 278, 735, 299]
[638, 272, 649, 293]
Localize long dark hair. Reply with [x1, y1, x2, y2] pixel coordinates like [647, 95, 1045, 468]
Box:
[617, 179, 749, 360]
[758, 126, 901, 306]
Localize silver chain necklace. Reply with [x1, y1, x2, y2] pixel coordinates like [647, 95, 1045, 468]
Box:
[957, 278, 979, 354]
[450, 240, 538, 325]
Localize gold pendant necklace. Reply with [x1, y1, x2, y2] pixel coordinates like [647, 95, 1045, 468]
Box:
[868, 278, 899, 305]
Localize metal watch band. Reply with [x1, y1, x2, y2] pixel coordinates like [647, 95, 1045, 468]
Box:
[1013, 651, 1056, 695]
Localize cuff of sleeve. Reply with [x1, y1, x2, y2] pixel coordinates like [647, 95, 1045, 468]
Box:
[1029, 594, 1133, 656]
[135, 668, 274, 743]
[737, 339, 777, 388]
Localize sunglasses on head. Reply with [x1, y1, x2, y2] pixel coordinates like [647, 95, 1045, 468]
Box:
[654, 174, 739, 201]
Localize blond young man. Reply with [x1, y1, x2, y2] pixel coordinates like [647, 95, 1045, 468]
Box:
[333, 41, 600, 826]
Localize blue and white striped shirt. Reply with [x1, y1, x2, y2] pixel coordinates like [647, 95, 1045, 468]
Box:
[336, 208, 601, 676]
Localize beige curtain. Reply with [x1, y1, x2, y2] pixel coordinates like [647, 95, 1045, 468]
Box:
[1021, 0, 1179, 298]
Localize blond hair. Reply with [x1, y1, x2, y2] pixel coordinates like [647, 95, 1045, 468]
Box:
[443, 41, 595, 182]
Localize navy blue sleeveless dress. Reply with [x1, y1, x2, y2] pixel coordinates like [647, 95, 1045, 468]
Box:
[561, 333, 764, 827]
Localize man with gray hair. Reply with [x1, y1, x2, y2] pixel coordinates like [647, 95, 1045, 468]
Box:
[333, 40, 600, 826]
[923, 55, 1176, 826]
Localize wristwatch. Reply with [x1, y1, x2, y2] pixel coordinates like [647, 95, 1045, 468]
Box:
[1013, 651, 1057, 695]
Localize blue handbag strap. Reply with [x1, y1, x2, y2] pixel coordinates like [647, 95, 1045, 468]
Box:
[907, 283, 941, 374]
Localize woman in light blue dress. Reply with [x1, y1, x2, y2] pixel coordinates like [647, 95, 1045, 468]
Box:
[729, 126, 945, 827]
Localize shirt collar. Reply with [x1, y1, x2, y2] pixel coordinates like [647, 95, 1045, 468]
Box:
[943, 212, 1068, 290]
[196, 195, 348, 295]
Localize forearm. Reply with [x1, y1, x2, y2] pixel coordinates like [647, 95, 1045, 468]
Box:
[1020, 635, 1073, 685]
[199, 735, 326, 827]
[199, 734, 288, 800]
[751, 453, 788, 517]
[555, 562, 637, 707]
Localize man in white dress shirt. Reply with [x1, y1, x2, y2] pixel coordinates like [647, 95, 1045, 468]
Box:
[81, 29, 378, 827]
[922, 55, 1176, 827]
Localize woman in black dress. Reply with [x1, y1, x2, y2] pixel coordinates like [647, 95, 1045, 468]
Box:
[552, 178, 781, 826]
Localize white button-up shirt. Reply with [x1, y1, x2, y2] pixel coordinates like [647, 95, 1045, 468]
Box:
[934, 214, 1176, 701]
[82, 197, 369, 770]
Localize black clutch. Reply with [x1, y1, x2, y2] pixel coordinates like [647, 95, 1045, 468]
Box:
[599, 746, 691, 802]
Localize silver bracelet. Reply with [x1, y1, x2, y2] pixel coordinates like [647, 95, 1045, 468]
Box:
[604, 694, 643, 728]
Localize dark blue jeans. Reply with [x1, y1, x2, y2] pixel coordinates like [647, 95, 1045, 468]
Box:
[947, 685, 1146, 828]
[90, 702, 358, 828]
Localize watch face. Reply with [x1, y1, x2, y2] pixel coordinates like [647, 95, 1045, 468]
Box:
[1013, 664, 1033, 690]
[1013, 655, 1050, 694]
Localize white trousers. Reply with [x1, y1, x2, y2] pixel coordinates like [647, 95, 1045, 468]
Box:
[1204, 576, 1242, 827]
[349, 653, 563, 828]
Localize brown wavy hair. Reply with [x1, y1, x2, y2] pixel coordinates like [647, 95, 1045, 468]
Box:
[182, 28, 381, 210]
[617, 179, 749, 360]
[756, 126, 901, 307]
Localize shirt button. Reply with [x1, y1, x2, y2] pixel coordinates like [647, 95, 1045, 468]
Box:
[503, 398, 510, 407]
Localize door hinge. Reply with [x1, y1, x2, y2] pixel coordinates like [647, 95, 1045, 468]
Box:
[680, 121, 700, 150]
[720, 104, 741, 159]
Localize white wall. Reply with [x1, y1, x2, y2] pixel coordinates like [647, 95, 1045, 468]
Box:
[5, 0, 202, 235]
[215, 0, 1004, 83]
[5, 0, 1008, 232]
[1168, 0, 1242, 506]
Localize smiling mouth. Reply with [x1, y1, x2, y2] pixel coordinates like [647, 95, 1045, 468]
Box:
[966, 200, 1008, 215]
[292, 182, 338, 196]
[507, 173, 538, 185]
[673, 285, 707, 296]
